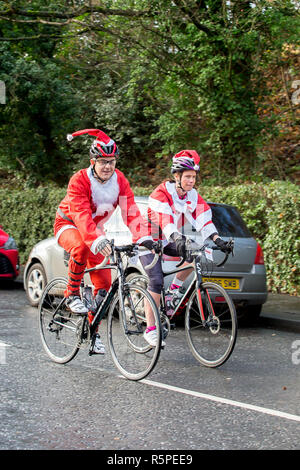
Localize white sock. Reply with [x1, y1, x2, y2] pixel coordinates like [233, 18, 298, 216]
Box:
[170, 277, 183, 289]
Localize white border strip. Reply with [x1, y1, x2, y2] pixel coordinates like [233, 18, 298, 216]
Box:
[140, 379, 300, 423]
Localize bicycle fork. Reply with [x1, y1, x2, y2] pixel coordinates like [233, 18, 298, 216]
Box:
[194, 257, 217, 328]
[121, 282, 145, 336]
[114, 258, 143, 336]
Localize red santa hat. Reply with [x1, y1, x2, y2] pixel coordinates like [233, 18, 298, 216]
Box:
[173, 150, 200, 166]
[67, 128, 111, 144]
[171, 150, 200, 173]
[67, 128, 118, 158]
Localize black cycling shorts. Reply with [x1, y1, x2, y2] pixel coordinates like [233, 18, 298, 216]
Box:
[139, 242, 184, 294]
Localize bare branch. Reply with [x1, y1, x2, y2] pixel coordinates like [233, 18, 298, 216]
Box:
[0, 28, 90, 41]
[172, 0, 214, 36]
[0, 4, 151, 20]
[0, 16, 72, 26]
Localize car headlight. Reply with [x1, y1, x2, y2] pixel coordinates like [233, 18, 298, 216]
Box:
[3, 236, 18, 250]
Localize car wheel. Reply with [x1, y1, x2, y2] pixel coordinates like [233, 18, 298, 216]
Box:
[25, 263, 47, 307]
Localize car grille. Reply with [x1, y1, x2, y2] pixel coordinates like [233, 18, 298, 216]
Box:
[0, 254, 14, 275]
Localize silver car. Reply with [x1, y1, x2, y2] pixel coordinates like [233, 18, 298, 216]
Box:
[24, 196, 268, 319]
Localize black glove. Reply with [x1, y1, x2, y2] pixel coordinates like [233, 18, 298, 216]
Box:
[214, 237, 232, 254]
[174, 235, 187, 258]
[140, 239, 155, 251]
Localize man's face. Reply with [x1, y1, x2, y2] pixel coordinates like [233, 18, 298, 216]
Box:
[94, 157, 116, 181]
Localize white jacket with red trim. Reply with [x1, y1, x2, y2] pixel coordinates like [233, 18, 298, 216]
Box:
[55, 167, 151, 254]
[148, 181, 218, 243]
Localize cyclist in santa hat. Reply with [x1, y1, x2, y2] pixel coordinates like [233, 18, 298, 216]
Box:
[140, 150, 232, 344]
[54, 128, 155, 354]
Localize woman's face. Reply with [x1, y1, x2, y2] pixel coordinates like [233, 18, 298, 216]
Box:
[175, 170, 196, 191]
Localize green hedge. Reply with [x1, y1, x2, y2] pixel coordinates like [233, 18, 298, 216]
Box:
[197, 181, 300, 296]
[0, 181, 299, 295]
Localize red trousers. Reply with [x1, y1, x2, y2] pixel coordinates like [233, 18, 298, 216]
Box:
[55, 227, 111, 298]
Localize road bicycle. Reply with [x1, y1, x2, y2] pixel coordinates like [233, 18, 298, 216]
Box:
[127, 239, 237, 368]
[38, 242, 162, 381]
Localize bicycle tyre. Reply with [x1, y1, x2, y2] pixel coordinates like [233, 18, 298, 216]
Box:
[107, 283, 162, 381]
[185, 282, 237, 367]
[39, 277, 83, 364]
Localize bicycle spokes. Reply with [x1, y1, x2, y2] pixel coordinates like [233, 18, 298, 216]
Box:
[39, 278, 85, 364]
[107, 283, 162, 381]
[185, 283, 237, 367]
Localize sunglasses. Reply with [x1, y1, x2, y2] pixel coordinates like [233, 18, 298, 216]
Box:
[96, 159, 116, 167]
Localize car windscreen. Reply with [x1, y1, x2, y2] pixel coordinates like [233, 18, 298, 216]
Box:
[209, 204, 252, 238]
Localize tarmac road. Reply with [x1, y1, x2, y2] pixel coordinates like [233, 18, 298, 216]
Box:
[0, 281, 300, 453]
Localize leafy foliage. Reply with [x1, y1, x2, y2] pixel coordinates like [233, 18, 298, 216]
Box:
[0, 14, 85, 184]
[0, 1, 299, 185]
[198, 181, 300, 295]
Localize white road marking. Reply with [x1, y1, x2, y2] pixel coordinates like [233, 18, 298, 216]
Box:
[76, 364, 300, 424]
[140, 378, 300, 423]
[0, 340, 11, 365]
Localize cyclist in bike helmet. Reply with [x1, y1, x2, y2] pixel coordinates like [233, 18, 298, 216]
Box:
[140, 150, 231, 343]
[54, 128, 154, 354]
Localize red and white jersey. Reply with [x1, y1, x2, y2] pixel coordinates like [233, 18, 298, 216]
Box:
[148, 181, 218, 243]
[54, 167, 151, 254]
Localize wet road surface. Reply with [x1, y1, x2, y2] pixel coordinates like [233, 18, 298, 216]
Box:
[0, 283, 300, 451]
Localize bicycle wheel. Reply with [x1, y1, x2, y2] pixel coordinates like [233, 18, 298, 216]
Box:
[39, 277, 85, 364]
[185, 282, 237, 367]
[107, 283, 162, 381]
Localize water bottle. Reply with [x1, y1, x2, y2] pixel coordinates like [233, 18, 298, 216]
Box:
[82, 286, 93, 310]
[171, 287, 185, 309]
[165, 292, 174, 317]
[91, 289, 107, 314]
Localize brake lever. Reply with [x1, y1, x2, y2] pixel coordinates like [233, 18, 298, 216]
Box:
[175, 238, 194, 268]
[153, 240, 163, 255]
[141, 240, 163, 270]
[229, 238, 235, 257]
[213, 238, 234, 267]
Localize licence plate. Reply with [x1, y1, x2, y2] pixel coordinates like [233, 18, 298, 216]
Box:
[202, 277, 240, 290]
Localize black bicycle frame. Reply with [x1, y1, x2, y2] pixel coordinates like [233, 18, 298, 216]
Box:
[161, 262, 196, 317]
[85, 247, 136, 337]
[161, 254, 209, 323]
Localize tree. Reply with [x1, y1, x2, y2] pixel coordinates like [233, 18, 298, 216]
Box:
[0, 8, 86, 183]
[0, 0, 299, 184]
